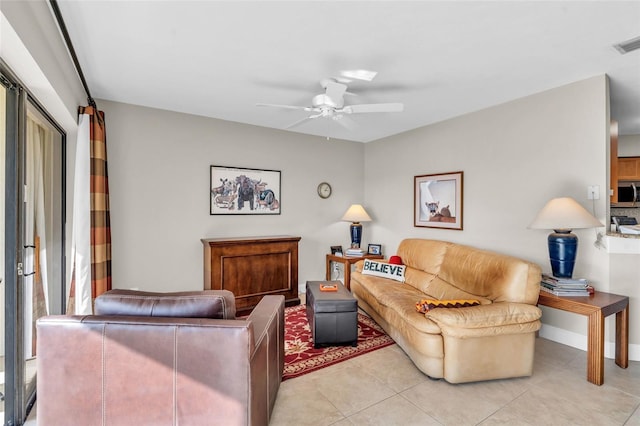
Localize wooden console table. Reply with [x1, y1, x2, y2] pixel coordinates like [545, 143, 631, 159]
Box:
[325, 253, 384, 290]
[203, 235, 301, 314]
[537, 290, 629, 385]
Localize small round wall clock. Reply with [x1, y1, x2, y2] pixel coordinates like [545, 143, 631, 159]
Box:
[317, 182, 332, 199]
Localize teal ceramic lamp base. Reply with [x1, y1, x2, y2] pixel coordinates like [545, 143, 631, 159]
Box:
[349, 222, 362, 248]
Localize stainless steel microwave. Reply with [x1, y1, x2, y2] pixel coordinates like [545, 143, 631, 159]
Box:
[618, 182, 640, 203]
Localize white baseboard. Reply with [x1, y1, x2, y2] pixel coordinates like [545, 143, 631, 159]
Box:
[539, 324, 640, 362]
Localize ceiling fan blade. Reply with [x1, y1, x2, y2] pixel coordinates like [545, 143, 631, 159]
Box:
[333, 115, 358, 131]
[324, 81, 347, 108]
[286, 116, 315, 129]
[256, 103, 309, 111]
[339, 69, 378, 82]
[342, 103, 404, 114]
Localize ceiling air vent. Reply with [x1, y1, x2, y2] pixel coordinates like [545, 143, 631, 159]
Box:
[614, 35, 640, 54]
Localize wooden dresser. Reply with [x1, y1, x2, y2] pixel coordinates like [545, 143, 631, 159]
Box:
[202, 235, 301, 314]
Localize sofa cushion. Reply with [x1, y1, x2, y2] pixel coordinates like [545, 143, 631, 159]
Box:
[94, 289, 236, 319]
[351, 273, 442, 335]
[425, 302, 541, 329]
[397, 239, 448, 276]
[437, 244, 540, 304]
[362, 259, 406, 282]
[396, 238, 541, 305]
[404, 268, 493, 303]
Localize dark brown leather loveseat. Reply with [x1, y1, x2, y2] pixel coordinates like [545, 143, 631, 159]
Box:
[36, 290, 284, 426]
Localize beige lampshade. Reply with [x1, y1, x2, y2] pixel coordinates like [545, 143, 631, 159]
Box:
[341, 204, 372, 223]
[528, 197, 603, 230]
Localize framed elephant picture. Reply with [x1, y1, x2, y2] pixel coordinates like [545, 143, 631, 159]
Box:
[210, 165, 281, 215]
[414, 171, 463, 229]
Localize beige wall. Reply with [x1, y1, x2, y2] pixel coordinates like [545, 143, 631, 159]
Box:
[100, 100, 365, 292]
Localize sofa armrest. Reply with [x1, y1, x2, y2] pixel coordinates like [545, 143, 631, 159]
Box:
[247, 295, 285, 424]
[248, 295, 285, 363]
[425, 302, 541, 328]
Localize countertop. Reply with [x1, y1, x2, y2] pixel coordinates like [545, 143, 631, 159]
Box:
[607, 231, 640, 239]
[606, 232, 640, 254]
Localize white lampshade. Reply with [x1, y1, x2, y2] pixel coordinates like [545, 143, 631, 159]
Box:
[341, 204, 372, 223]
[528, 197, 603, 230]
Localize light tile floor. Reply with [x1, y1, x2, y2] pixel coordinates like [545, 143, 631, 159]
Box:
[270, 338, 640, 426]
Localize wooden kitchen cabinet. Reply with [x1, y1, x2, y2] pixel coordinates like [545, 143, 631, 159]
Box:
[618, 157, 640, 180]
[202, 235, 301, 314]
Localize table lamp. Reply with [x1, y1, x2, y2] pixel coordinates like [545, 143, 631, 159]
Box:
[341, 204, 372, 248]
[528, 197, 603, 278]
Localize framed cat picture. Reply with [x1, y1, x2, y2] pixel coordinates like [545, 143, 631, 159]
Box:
[414, 171, 463, 230]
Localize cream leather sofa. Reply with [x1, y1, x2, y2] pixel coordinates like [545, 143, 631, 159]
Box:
[351, 238, 542, 383]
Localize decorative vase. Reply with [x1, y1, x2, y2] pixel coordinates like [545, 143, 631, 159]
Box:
[350, 222, 363, 248]
[548, 230, 578, 278]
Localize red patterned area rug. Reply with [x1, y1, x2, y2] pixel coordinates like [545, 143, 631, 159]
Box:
[283, 304, 395, 380]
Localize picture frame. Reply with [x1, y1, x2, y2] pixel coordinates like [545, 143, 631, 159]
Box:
[414, 171, 463, 230]
[330, 245, 343, 256]
[210, 165, 281, 215]
[367, 244, 382, 255]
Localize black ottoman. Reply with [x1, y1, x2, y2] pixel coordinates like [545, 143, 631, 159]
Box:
[306, 281, 358, 348]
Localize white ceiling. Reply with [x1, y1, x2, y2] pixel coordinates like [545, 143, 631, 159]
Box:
[55, 1, 640, 143]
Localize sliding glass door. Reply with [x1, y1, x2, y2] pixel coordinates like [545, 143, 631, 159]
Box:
[2, 65, 66, 426]
[1, 74, 7, 423]
[1, 69, 22, 425]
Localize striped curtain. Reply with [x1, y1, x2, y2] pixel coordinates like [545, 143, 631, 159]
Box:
[68, 106, 111, 314]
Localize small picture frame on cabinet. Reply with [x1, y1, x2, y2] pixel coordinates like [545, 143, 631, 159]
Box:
[331, 245, 344, 256]
[368, 244, 382, 255]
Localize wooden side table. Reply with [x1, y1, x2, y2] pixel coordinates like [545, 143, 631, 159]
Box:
[325, 254, 384, 290]
[537, 290, 629, 385]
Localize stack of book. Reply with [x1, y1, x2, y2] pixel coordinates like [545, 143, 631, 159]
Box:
[540, 274, 594, 296]
[345, 248, 365, 257]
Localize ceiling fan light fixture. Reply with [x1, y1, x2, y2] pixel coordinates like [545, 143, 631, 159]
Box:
[312, 94, 340, 108]
[340, 69, 378, 82]
[259, 71, 402, 132]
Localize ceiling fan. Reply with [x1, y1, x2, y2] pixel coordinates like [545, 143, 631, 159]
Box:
[256, 70, 404, 130]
